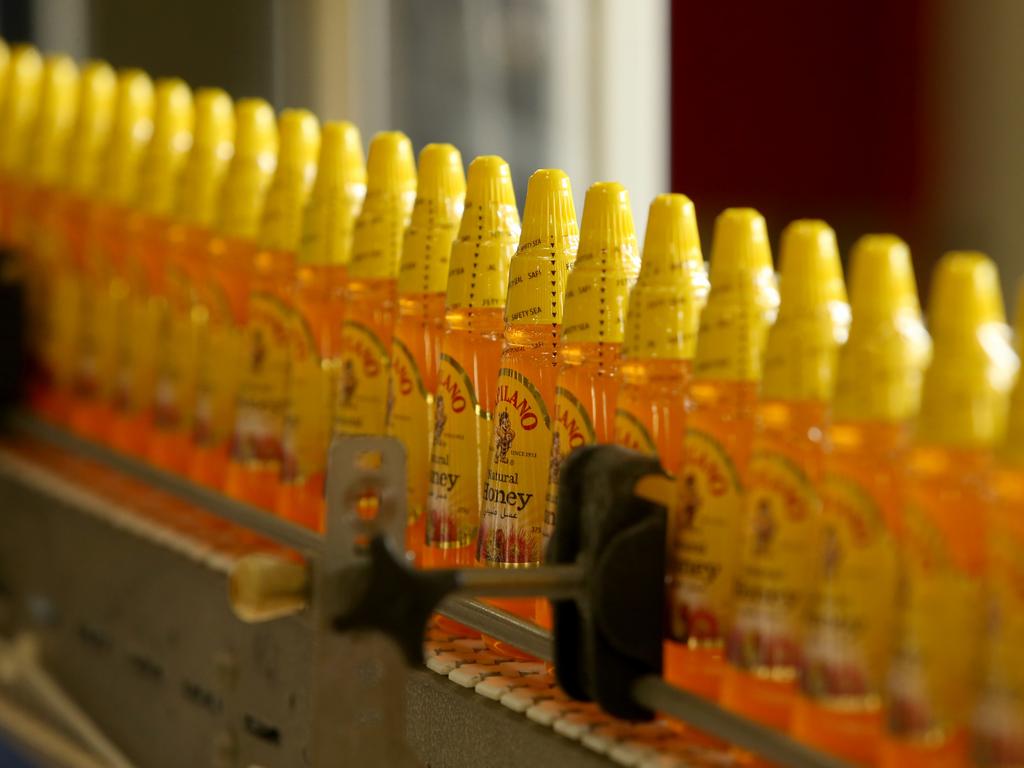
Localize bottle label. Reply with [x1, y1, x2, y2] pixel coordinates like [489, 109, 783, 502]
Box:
[560, 271, 633, 344]
[387, 338, 432, 519]
[504, 254, 569, 325]
[623, 287, 698, 359]
[670, 428, 743, 646]
[280, 315, 333, 484]
[229, 292, 291, 465]
[801, 474, 897, 703]
[886, 504, 981, 741]
[192, 321, 243, 447]
[478, 367, 551, 566]
[543, 384, 597, 542]
[974, 526, 1024, 763]
[693, 300, 770, 382]
[334, 320, 390, 436]
[153, 302, 205, 431]
[427, 352, 489, 548]
[614, 407, 658, 456]
[727, 451, 819, 675]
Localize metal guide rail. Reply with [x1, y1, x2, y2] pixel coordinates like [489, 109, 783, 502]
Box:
[0, 413, 851, 768]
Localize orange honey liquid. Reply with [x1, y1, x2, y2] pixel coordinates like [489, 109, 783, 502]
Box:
[223, 244, 296, 508]
[23, 184, 63, 407]
[615, 358, 690, 478]
[718, 400, 827, 729]
[147, 221, 210, 473]
[424, 307, 504, 637]
[975, 461, 1024, 767]
[187, 233, 252, 490]
[537, 339, 621, 631]
[335, 274, 397, 437]
[107, 212, 171, 457]
[424, 306, 505, 568]
[390, 291, 446, 559]
[275, 263, 347, 530]
[879, 446, 991, 768]
[481, 321, 561, 652]
[790, 421, 906, 766]
[37, 193, 92, 423]
[68, 201, 131, 442]
[664, 379, 757, 698]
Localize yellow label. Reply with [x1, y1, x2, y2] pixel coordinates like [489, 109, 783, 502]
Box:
[561, 270, 633, 344]
[387, 338, 432, 519]
[887, 505, 982, 740]
[397, 218, 460, 295]
[504, 253, 570, 325]
[280, 314, 332, 484]
[229, 293, 291, 464]
[693, 298, 771, 382]
[801, 474, 897, 703]
[192, 320, 242, 447]
[478, 367, 551, 565]
[334, 320, 390, 435]
[622, 288, 699, 360]
[153, 297, 204, 431]
[614, 407, 658, 455]
[446, 239, 512, 310]
[427, 353, 490, 547]
[670, 429, 743, 646]
[975, 531, 1024, 761]
[728, 451, 820, 675]
[543, 384, 597, 542]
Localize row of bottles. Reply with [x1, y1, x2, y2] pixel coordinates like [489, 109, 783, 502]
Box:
[1, 40, 1021, 768]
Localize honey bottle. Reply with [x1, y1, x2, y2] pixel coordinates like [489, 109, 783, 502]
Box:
[387, 143, 466, 560]
[664, 208, 778, 699]
[424, 155, 520, 567]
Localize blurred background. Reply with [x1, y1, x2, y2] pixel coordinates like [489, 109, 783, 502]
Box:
[3, 0, 1023, 307]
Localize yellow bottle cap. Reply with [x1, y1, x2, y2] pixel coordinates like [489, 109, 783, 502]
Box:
[761, 219, 848, 401]
[298, 120, 366, 267]
[917, 251, 1019, 449]
[1014, 278, 1024, 358]
[0, 44, 43, 176]
[215, 98, 278, 240]
[504, 168, 579, 326]
[0, 42, 9, 105]
[258, 108, 320, 252]
[693, 207, 779, 381]
[622, 193, 705, 360]
[27, 55, 79, 187]
[446, 154, 521, 310]
[348, 130, 417, 280]
[561, 181, 639, 344]
[65, 62, 117, 196]
[397, 143, 466, 295]
[175, 87, 234, 228]
[136, 78, 194, 217]
[832, 234, 931, 423]
[1001, 279, 1024, 463]
[98, 69, 154, 207]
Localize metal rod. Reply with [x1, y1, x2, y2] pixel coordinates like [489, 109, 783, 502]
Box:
[436, 598, 553, 661]
[7, 412, 324, 556]
[451, 564, 584, 599]
[630, 676, 855, 768]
